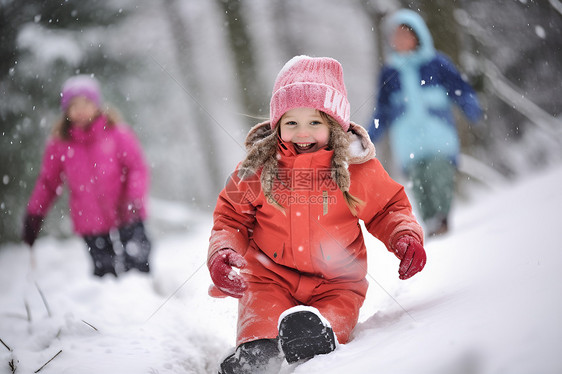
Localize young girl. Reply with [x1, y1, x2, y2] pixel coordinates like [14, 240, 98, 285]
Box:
[23, 75, 152, 277]
[368, 9, 482, 236]
[208, 56, 426, 373]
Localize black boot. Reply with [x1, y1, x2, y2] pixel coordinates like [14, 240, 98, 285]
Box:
[278, 308, 337, 364]
[84, 234, 117, 277]
[219, 339, 282, 374]
[119, 221, 151, 273]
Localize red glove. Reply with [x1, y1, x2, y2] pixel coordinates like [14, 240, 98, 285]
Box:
[393, 235, 426, 280]
[208, 249, 248, 298]
[23, 214, 44, 247]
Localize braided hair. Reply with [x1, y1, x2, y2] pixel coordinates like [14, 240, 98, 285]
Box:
[238, 112, 364, 215]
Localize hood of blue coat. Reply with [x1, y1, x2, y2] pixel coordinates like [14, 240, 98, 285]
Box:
[384, 9, 435, 68]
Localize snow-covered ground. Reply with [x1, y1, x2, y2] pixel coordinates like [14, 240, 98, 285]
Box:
[1, 165, 561, 374]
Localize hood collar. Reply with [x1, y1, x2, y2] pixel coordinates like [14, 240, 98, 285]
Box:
[244, 120, 375, 165]
[384, 9, 435, 67]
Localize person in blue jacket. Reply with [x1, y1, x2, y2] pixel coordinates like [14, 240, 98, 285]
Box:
[368, 9, 482, 236]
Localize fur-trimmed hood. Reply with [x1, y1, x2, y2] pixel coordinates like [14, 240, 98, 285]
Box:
[238, 120, 377, 215]
[244, 121, 376, 165]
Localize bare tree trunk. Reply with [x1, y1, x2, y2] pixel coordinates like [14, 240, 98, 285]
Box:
[162, 0, 222, 205]
[271, 0, 304, 61]
[358, 0, 399, 174]
[358, 0, 393, 65]
[216, 0, 268, 127]
[418, 0, 460, 64]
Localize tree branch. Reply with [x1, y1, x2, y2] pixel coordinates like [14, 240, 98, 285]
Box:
[34, 349, 62, 373]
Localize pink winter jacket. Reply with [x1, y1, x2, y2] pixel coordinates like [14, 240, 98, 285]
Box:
[26, 115, 149, 236]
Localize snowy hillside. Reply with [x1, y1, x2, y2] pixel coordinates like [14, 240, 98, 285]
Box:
[1, 165, 561, 374]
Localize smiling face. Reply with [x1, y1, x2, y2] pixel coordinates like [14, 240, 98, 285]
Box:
[279, 107, 331, 154]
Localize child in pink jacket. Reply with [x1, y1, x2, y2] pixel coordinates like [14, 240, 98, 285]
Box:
[23, 75, 152, 277]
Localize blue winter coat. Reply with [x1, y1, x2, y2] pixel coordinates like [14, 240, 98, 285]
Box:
[368, 9, 482, 170]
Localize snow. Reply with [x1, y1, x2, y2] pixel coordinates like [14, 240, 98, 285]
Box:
[276, 56, 312, 81]
[2, 165, 562, 373]
[17, 23, 83, 67]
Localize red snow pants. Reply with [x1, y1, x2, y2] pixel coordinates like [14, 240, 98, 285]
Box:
[236, 246, 368, 346]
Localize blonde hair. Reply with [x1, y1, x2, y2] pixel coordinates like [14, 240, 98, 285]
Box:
[239, 111, 364, 216]
[52, 106, 121, 140]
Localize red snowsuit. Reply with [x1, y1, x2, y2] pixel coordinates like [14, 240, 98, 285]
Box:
[209, 122, 423, 346]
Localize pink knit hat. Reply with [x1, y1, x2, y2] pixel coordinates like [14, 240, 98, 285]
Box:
[270, 55, 351, 131]
[60, 75, 102, 111]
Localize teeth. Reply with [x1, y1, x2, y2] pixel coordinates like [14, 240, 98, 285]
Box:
[297, 143, 312, 148]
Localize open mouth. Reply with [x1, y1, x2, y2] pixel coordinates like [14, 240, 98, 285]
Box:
[294, 143, 315, 152]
